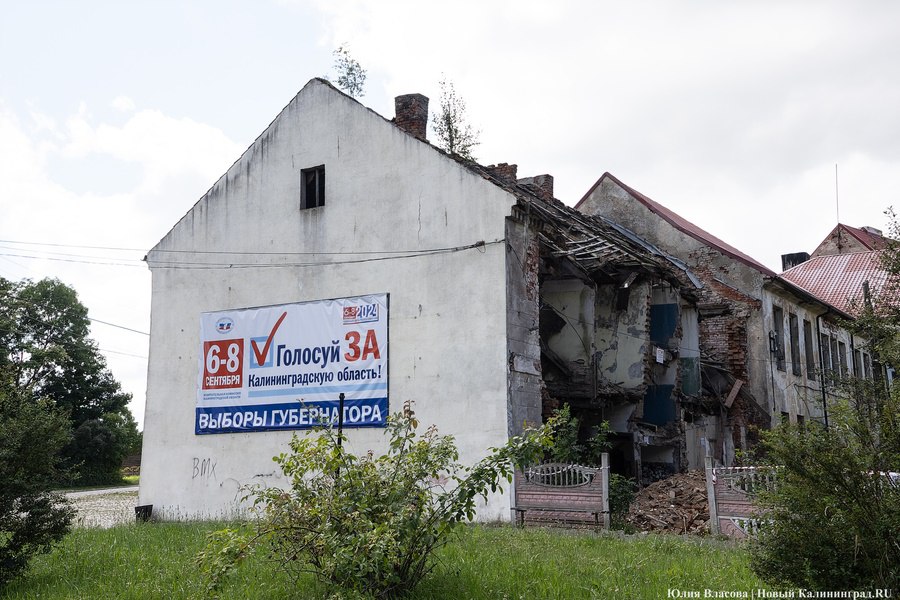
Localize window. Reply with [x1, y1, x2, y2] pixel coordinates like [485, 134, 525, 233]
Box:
[772, 306, 785, 371]
[863, 353, 873, 380]
[821, 334, 831, 375]
[803, 319, 816, 375]
[789, 313, 801, 376]
[830, 338, 840, 374]
[853, 349, 862, 377]
[837, 341, 848, 377]
[301, 165, 325, 209]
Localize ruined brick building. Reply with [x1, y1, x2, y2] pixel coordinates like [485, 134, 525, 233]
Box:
[576, 174, 873, 467]
[141, 79, 882, 523]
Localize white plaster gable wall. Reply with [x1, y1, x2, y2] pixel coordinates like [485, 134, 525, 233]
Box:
[141, 80, 518, 520]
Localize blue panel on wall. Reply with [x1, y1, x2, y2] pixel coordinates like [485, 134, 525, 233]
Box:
[643, 384, 675, 425]
[649, 303, 678, 345]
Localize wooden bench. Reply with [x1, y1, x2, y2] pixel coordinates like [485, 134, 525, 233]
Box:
[513, 459, 609, 530]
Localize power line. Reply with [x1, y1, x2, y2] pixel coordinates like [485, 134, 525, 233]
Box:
[99, 348, 148, 360]
[145, 240, 498, 270]
[0, 244, 145, 263]
[90, 318, 149, 336]
[0, 252, 144, 268]
[0, 239, 147, 252]
[0, 240, 501, 269]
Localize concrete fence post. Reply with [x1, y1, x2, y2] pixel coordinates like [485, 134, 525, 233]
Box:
[601, 452, 610, 530]
[705, 455, 719, 535]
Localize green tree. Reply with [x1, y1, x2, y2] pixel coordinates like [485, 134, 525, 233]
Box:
[0, 277, 139, 485]
[198, 403, 553, 597]
[432, 76, 480, 160]
[749, 211, 900, 589]
[328, 44, 367, 98]
[0, 376, 74, 586]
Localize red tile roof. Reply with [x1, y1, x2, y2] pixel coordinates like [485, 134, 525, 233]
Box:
[780, 251, 888, 315]
[577, 172, 777, 277]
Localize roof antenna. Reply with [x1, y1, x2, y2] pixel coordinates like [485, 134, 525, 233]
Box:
[834, 163, 840, 225]
[835, 163, 842, 252]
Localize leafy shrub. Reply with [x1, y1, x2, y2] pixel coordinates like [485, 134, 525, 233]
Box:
[749, 412, 900, 590]
[0, 387, 74, 586]
[608, 473, 637, 528]
[197, 403, 552, 598]
[546, 404, 610, 466]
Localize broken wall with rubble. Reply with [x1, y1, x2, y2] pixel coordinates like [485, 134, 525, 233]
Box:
[535, 242, 721, 484]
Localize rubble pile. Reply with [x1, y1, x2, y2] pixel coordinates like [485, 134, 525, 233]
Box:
[626, 470, 709, 534]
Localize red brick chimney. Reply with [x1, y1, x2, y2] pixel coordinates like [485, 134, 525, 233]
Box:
[486, 163, 518, 183]
[394, 94, 429, 141]
[517, 174, 554, 201]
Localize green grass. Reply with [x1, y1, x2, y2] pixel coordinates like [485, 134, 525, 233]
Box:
[3, 523, 765, 599]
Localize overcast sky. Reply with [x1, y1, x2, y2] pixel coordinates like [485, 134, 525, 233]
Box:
[2, 1, 898, 428]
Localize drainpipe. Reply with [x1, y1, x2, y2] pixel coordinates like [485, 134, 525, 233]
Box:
[815, 312, 830, 429]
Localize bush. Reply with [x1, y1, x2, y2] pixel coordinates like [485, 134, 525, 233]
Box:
[197, 403, 552, 598]
[608, 473, 637, 528]
[546, 404, 610, 466]
[0, 387, 74, 586]
[749, 395, 900, 590]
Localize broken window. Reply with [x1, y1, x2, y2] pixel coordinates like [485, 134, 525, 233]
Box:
[803, 319, 816, 375]
[788, 313, 801, 376]
[772, 306, 785, 371]
[301, 165, 325, 209]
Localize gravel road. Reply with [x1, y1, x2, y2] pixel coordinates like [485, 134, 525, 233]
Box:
[65, 487, 139, 528]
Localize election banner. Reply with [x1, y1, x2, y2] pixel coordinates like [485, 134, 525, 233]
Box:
[196, 294, 389, 434]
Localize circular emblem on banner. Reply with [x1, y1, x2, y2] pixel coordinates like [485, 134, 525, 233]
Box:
[216, 317, 234, 334]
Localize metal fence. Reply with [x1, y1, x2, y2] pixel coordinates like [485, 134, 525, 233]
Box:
[705, 458, 777, 538]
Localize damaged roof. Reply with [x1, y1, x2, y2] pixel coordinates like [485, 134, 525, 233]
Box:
[457, 162, 703, 289]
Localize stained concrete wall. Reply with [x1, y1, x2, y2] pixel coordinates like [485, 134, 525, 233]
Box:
[141, 80, 519, 520]
[595, 281, 650, 391]
[542, 279, 594, 367]
[761, 284, 863, 425]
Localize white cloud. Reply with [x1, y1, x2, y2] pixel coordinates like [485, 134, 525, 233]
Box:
[111, 95, 136, 113]
[0, 100, 243, 428]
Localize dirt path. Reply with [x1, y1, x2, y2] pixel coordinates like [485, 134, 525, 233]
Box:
[65, 488, 139, 528]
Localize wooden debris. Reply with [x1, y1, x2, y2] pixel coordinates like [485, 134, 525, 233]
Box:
[626, 470, 709, 535]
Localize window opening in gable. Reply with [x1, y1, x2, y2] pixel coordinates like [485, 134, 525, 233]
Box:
[301, 165, 325, 209]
